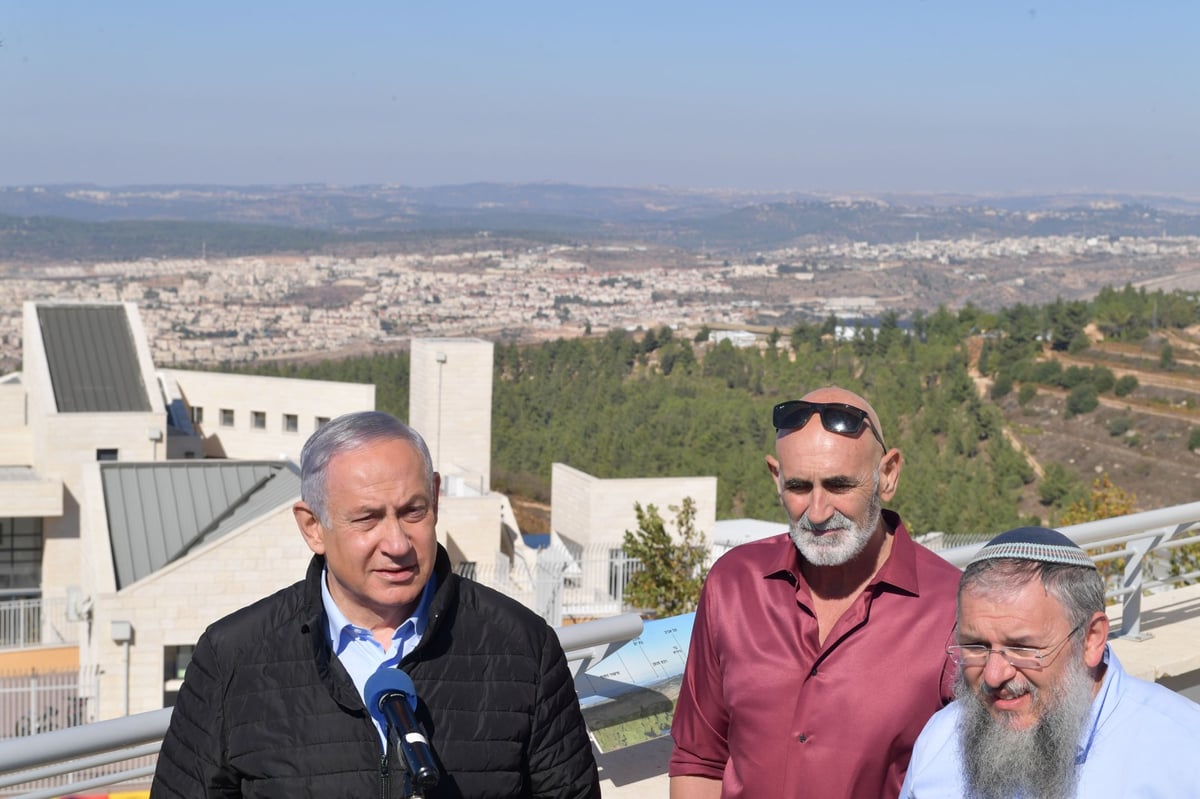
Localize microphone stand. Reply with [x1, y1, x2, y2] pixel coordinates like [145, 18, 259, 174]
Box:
[388, 723, 434, 799]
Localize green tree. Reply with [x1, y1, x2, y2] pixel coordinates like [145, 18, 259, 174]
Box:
[1064, 384, 1099, 418]
[1039, 462, 1082, 508]
[1160, 342, 1176, 370]
[1046, 298, 1090, 352]
[990, 372, 1014, 399]
[1113, 375, 1138, 397]
[1090, 366, 1116, 394]
[622, 498, 709, 618]
[1067, 331, 1091, 354]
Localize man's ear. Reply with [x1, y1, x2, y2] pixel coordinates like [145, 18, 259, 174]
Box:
[1082, 610, 1110, 669]
[876, 448, 903, 502]
[294, 501, 326, 555]
[765, 454, 781, 482]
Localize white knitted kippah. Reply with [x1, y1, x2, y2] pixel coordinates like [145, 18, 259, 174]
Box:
[968, 526, 1096, 570]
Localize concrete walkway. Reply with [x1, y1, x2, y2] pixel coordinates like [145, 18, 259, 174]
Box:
[596, 735, 672, 797]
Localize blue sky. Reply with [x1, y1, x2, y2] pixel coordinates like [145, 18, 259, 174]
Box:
[2, 2, 1196, 194]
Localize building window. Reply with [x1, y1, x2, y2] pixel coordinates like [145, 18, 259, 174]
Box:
[190, 406, 204, 425]
[163, 644, 196, 708]
[315, 416, 330, 429]
[0, 517, 43, 591]
[96, 449, 118, 461]
[220, 408, 234, 427]
[251, 411, 266, 430]
[283, 413, 299, 433]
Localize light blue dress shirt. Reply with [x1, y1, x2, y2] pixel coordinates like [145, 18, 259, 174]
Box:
[321, 568, 437, 748]
[900, 646, 1200, 798]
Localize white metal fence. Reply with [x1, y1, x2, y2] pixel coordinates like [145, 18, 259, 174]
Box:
[0, 594, 76, 650]
[0, 667, 99, 740]
[937, 501, 1200, 638]
[460, 543, 644, 625]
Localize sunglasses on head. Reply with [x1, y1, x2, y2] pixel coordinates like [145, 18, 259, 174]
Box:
[772, 400, 887, 451]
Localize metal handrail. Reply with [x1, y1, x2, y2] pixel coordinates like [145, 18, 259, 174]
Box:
[0, 613, 645, 798]
[939, 500, 1200, 638]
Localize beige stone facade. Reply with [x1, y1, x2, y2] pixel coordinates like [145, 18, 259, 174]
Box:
[409, 338, 494, 492]
[549, 462, 717, 547]
[89, 503, 309, 718]
[165, 369, 375, 461]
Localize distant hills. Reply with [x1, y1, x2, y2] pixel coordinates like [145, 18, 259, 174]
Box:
[3, 183, 1200, 263]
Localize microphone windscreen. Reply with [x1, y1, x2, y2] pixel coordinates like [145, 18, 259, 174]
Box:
[365, 668, 419, 712]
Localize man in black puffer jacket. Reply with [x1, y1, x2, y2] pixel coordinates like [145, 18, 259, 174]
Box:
[151, 411, 600, 798]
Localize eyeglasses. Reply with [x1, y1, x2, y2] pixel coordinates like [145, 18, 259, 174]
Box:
[772, 400, 887, 452]
[947, 623, 1084, 670]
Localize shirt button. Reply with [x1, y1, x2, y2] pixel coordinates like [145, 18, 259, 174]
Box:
[809, 667, 818, 677]
[797, 734, 808, 743]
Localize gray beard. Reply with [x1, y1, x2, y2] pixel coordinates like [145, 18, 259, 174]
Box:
[787, 489, 882, 566]
[955, 651, 1095, 799]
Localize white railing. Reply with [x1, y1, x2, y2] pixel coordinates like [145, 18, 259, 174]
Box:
[471, 505, 1200, 634]
[0, 594, 77, 650]
[0, 666, 99, 739]
[0, 613, 644, 799]
[937, 501, 1200, 639]
[463, 544, 644, 625]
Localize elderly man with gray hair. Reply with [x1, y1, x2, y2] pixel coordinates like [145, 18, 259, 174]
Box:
[901, 526, 1200, 798]
[153, 410, 599, 799]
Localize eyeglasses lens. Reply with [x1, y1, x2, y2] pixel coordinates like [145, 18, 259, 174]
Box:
[774, 402, 865, 435]
[818, 407, 862, 434]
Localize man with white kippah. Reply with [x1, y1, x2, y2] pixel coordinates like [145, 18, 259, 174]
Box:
[900, 526, 1200, 798]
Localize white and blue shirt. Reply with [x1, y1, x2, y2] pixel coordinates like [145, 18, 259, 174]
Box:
[900, 646, 1200, 797]
[321, 568, 437, 748]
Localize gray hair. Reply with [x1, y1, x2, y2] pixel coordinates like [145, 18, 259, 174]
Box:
[299, 411, 435, 527]
[959, 557, 1105, 633]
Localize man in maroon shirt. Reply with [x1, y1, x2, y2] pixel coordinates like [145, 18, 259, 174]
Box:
[669, 385, 961, 799]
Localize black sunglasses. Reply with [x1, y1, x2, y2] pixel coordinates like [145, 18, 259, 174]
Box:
[772, 400, 887, 451]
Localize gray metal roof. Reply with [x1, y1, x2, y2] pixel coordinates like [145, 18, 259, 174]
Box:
[37, 304, 152, 413]
[101, 461, 300, 589]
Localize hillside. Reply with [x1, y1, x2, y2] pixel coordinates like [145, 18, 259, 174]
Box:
[997, 336, 1200, 518]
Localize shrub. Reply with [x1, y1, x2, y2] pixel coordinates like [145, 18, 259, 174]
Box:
[1060, 365, 1092, 389]
[1107, 416, 1133, 437]
[1067, 331, 1091, 354]
[1091, 366, 1116, 394]
[1113, 375, 1138, 397]
[1065, 384, 1099, 418]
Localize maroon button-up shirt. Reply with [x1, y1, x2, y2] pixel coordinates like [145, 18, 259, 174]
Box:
[669, 511, 960, 799]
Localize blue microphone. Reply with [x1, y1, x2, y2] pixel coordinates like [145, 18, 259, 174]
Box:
[365, 668, 440, 789]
